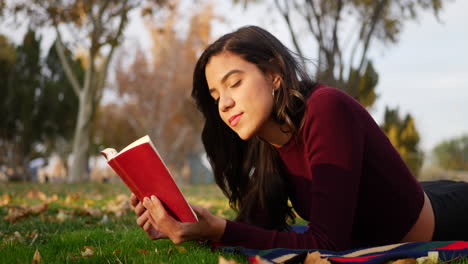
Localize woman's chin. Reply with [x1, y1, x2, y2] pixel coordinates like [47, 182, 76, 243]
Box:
[236, 130, 253, 141]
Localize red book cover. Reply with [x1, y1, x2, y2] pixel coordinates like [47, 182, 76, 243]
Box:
[101, 135, 198, 222]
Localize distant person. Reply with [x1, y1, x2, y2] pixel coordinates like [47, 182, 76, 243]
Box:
[29, 157, 46, 183]
[130, 26, 468, 250]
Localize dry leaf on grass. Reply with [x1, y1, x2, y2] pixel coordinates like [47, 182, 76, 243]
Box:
[30, 203, 48, 214]
[391, 258, 417, 264]
[0, 193, 11, 206]
[105, 195, 130, 217]
[81, 246, 94, 257]
[304, 251, 331, 264]
[416, 251, 439, 264]
[175, 246, 187, 253]
[4, 207, 29, 222]
[56, 209, 68, 222]
[64, 193, 80, 204]
[32, 249, 41, 264]
[137, 249, 149, 255]
[4, 203, 48, 223]
[77, 207, 102, 217]
[218, 256, 240, 264]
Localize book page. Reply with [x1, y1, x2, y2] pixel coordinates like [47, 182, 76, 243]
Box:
[116, 135, 151, 157]
[101, 148, 118, 161]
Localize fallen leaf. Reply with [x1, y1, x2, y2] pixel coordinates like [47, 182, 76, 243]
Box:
[0, 193, 11, 206]
[175, 246, 187, 253]
[77, 207, 102, 217]
[30, 203, 48, 214]
[13, 231, 24, 243]
[137, 249, 149, 255]
[105, 197, 130, 217]
[65, 193, 80, 204]
[50, 194, 59, 202]
[26, 190, 41, 199]
[32, 249, 41, 264]
[218, 256, 240, 264]
[416, 251, 439, 264]
[81, 246, 94, 257]
[56, 210, 68, 222]
[392, 258, 416, 264]
[4, 206, 29, 222]
[304, 251, 331, 264]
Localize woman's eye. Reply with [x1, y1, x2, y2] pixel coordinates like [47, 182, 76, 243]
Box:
[231, 80, 241, 88]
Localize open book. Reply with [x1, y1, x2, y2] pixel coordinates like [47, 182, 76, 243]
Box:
[100, 135, 198, 222]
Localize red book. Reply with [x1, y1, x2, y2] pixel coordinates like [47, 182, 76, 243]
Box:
[100, 135, 198, 222]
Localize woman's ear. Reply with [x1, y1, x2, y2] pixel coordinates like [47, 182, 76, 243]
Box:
[272, 73, 281, 90]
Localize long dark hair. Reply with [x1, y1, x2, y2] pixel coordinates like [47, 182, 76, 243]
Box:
[192, 26, 316, 230]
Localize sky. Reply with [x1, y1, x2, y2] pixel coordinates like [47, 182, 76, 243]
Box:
[1, 1, 467, 158]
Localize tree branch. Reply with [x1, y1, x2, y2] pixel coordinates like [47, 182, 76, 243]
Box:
[54, 26, 82, 96]
[358, 0, 388, 72]
[97, 0, 131, 100]
[332, 0, 344, 82]
[274, 0, 304, 60]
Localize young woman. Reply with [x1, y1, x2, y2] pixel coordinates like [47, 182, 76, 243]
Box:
[130, 26, 468, 251]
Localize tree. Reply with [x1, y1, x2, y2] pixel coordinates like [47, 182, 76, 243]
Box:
[0, 30, 82, 180]
[0, 30, 42, 180]
[0, 34, 18, 175]
[39, 40, 83, 164]
[248, 0, 448, 107]
[433, 135, 468, 171]
[381, 107, 424, 177]
[3, 0, 168, 181]
[93, 3, 211, 181]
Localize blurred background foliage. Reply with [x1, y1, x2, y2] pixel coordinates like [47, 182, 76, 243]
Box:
[0, 0, 465, 184]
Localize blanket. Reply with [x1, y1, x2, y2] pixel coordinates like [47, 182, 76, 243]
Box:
[217, 226, 468, 264]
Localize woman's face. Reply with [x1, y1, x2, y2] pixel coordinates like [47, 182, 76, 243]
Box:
[205, 52, 279, 140]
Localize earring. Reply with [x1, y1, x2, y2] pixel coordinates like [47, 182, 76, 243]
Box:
[272, 89, 275, 97]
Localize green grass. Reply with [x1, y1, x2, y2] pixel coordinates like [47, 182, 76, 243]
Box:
[0, 182, 246, 263]
[2, 182, 466, 264]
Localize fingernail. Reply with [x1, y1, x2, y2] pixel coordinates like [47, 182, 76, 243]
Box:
[151, 195, 156, 201]
[143, 197, 149, 202]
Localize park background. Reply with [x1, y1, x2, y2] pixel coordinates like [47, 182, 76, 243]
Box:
[0, 0, 467, 263]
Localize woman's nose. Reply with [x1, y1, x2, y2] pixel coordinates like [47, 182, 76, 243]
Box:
[219, 95, 235, 112]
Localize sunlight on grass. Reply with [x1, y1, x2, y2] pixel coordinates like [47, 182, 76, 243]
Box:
[0, 182, 246, 263]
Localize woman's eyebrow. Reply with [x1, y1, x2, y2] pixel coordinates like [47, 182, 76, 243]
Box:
[209, 69, 243, 94]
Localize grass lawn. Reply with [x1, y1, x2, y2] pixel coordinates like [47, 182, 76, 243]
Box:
[2, 182, 467, 264]
[0, 182, 246, 263]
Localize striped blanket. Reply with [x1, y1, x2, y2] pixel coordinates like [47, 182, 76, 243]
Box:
[217, 226, 468, 264]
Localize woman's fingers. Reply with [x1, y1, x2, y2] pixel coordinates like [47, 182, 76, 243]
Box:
[130, 193, 139, 207]
[136, 211, 149, 227]
[134, 201, 146, 216]
[142, 218, 152, 231]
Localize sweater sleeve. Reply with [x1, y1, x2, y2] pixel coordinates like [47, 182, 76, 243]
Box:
[219, 89, 365, 250]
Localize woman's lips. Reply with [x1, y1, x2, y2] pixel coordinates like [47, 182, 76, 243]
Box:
[229, 113, 243, 126]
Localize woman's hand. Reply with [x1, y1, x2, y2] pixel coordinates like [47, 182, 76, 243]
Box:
[142, 195, 227, 244]
[130, 193, 168, 240]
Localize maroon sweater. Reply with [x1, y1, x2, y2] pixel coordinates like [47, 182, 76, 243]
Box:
[219, 84, 424, 250]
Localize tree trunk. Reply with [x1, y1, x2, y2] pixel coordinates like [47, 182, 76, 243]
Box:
[68, 90, 93, 182]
